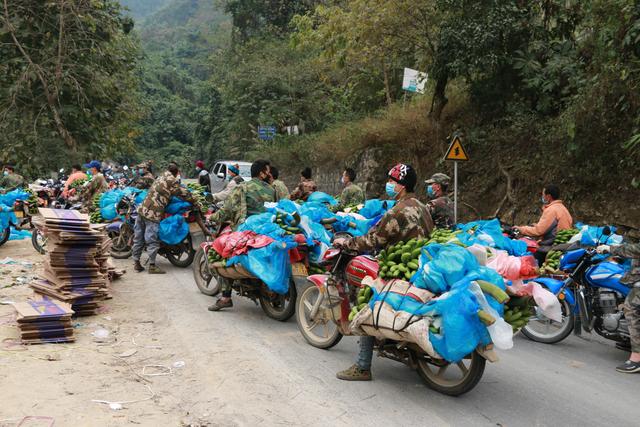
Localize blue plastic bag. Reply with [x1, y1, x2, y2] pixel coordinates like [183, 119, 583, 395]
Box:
[413, 244, 481, 294]
[306, 192, 337, 206]
[0, 189, 30, 206]
[457, 219, 528, 256]
[299, 202, 335, 223]
[227, 241, 295, 294]
[237, 213, 286, 239]
[358, 199, 395, 219]
[426, 281, 492, 362]
[576, 223, 624, 246]
[0, 208, 17, 229]
[9, 227, 31, 241]
[165, 197, 192, 215]
[158, 215, 189, 245]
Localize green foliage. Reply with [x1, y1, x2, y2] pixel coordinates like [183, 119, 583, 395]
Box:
[0, 0, 141, 176]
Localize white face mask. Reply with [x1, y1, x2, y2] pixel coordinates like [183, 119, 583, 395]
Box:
[176, 175, 182, 183]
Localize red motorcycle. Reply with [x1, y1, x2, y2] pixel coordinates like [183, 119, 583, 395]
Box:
[295, 247, 492, 396]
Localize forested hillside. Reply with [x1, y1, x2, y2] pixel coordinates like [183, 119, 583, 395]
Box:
[119, 0, 171, 20]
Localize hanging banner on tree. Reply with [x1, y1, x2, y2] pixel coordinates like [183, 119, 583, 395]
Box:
[402, 68, 428, 94]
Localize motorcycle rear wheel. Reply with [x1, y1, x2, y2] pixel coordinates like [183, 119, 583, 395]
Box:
[414, 350, 486, 396]
[192, 247, 221, 296]
[521, 299, 574, 344]
[31, 228, 47, 254]
[166, 235, 195, 268]
[296, 283, 342, 349]
[259, 281, 297, 322]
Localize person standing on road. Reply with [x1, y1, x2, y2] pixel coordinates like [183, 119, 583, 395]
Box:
[208, 159, 276, 312]
[332, 163, 434, 381]
[290, 167, 317, 201]
[425, 173, 454, 229]
[0, 164, 25, 193]
[195, 160, 211, 193]
[211, 163, 244, 203]
[335, 167, 365, 211]
[81, 160, 108, 211]
[133, 162, 203, 275]
[270, 166, 289, 200]
[597, 241, 640, 373]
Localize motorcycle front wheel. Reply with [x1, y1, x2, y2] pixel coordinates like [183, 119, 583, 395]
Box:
[0, 227, 9, 246]
[32, 228, 47, 254]
[165, 235, 195, 268]
[192, 247, 221, 296]
[414, 350, 486, 397]
[259, 281, 297, 322]
[521, 298, 574, 344]
[295, 283, 342, 349]
[108, 228, 133, 259]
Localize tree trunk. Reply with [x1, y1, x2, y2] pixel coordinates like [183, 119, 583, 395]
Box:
[382, 62, 393, 106]
[429, 73, 449, 120]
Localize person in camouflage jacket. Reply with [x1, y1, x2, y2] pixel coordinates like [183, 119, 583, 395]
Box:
[425, 173, 455, 229]
[270, 166, 289, 200]
[132, 162, 201, 274]
[208, 160, 276, 312]
[0, 164, 25, 193]
[334, 164, 433, 381]
[132, 162, 155, 190]
[290, 167, 317, 201]
[81, 160, 108, 212]
[598, 241, 640, 373]
[336, 167, 365, 211]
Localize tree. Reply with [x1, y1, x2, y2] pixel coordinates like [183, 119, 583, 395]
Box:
[0, 0, 140, 174]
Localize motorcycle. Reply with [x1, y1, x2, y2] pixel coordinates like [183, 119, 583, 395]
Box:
[106, 193, 196, 267]
[192, 220, 308, 321]
[521, 229, 631, 349]
[295, 245, 490, 396]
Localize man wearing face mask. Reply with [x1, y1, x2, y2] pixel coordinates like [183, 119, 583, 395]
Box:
[132, 161, 155, 190]
[332, 163, 434, 380]
[0, 164, 25, 193]
[208, 159, 276, 312]
[425, 173, 454, 229]
[335, 167, 365, 211]
[514, 184, 573, 262]
[211, 163, 244, 203]
[195, 160, 211, 193]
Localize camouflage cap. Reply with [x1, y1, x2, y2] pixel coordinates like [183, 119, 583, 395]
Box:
[425, 173, 451, 186]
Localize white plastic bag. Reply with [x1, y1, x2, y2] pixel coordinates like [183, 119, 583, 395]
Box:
[469, 282, 514, 350]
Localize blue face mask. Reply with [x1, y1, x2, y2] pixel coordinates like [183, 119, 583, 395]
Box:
[2, 171, 8, 176]
[427, 185, 435, 199]
[541, 196, 548, 205]
[385, 182, 399, 198]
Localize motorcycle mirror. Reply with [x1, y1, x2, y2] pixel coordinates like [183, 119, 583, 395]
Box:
[123, 165, 129, 171]
[59, 168, 64, 173]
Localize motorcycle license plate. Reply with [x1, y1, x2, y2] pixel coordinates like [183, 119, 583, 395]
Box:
[292, 263, 308, 277]
[14, 210, 24, 218]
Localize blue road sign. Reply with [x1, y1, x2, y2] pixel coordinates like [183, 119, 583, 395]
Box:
[258, 126, 277, 140]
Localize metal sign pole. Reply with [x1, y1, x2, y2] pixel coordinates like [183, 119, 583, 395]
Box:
[454, 161, 458, 224]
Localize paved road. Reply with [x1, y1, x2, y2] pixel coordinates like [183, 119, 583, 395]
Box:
[130, 258, 639, 427]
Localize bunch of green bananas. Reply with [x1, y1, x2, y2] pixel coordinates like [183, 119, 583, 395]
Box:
[207, 247, 225, 264]
[503, 296, 535, 332]
[309, 264, 325, 275]
[274, 212, 302, 235]
[425, 228, 464, 245]
[377, 238, 428, 281]
[89, 211, 103, 224]
[542, 250, 563, 273]
[186, 183, 209, 213]
[348, 285, 373, 321]
[25, 189, 39, 214]
[69, 178, 88, 189]
[553, 228, 579, 245]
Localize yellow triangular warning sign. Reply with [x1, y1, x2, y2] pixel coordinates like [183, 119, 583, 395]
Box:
[444, 136, 469, 161]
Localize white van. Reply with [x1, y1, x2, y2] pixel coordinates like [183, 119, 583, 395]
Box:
[209, 161, 252, 193]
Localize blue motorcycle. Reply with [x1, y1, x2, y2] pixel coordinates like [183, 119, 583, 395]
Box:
[521, 242, 631, 349]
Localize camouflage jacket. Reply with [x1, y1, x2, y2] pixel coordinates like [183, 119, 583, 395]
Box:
[0, 173, 25, 192]
[133, 173, 155, 190]
[272, 179, 290, 200]
[138, 171, 199, 223]
[82, 173, 108, 208]
[338, 183, 365, 210]
[211, 178, 276, 229]
[344, 194, 434, 252]
[290, 178, 317, 201]
[426, 196, 455, 229]
[611, 243, 640, 285]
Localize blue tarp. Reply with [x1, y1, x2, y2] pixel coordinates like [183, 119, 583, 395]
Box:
[456, 219, 528, 256]
[158, 214, 189, 245]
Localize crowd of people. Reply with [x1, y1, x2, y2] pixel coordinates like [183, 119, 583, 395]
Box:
[1, 158, 638, 375]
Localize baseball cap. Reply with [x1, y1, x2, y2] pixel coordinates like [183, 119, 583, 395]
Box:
[83, 160, 101, 170]
[425, 173, 451, 186]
